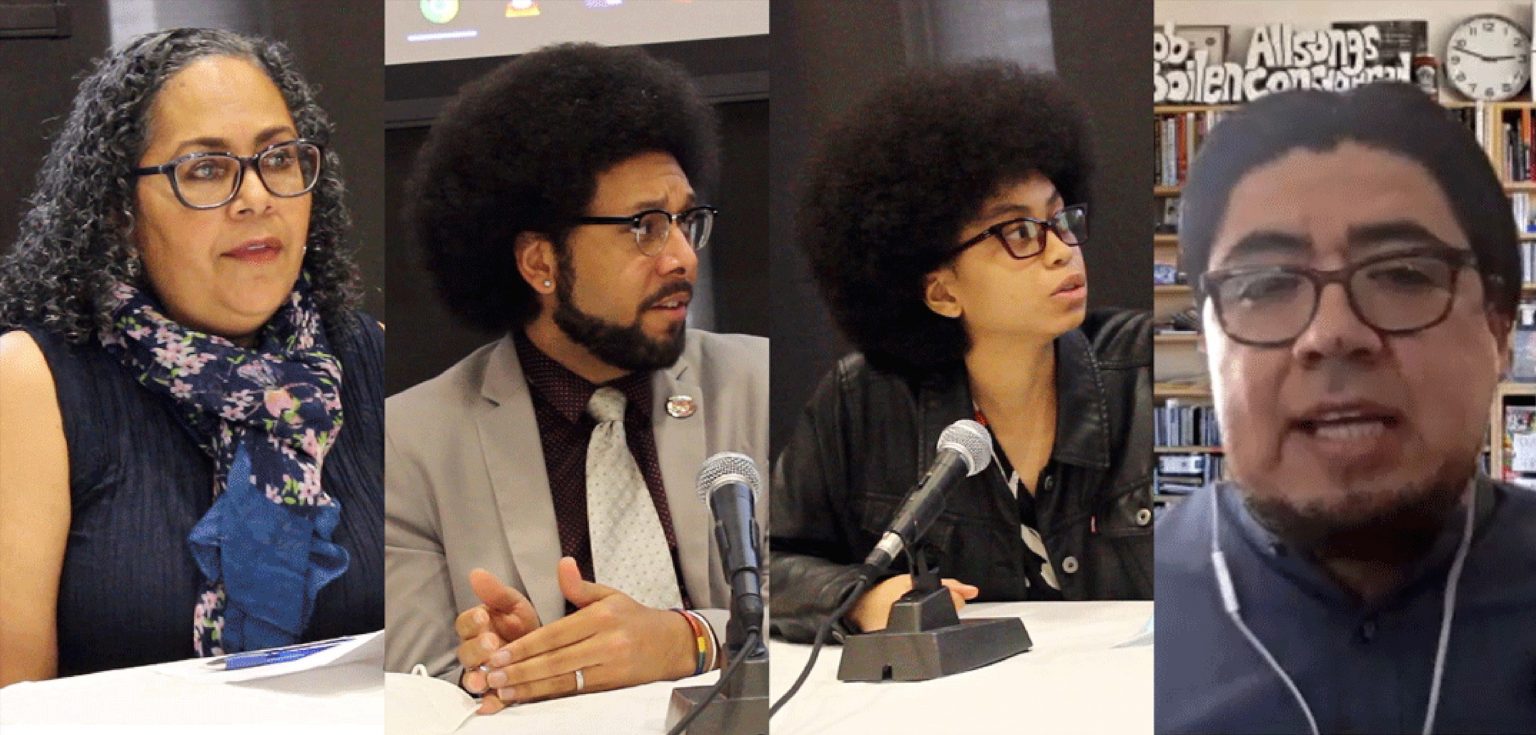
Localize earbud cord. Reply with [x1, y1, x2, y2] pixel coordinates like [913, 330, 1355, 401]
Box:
[1421, 483, 1474, 735]
[1208, 483, 1474, 735]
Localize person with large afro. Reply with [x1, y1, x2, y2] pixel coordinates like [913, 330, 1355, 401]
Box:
[384, 43, 769, 712]
[770, 61, 1153, 642]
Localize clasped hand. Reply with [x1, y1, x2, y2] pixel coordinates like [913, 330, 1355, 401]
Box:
[454, 557, 700, 713]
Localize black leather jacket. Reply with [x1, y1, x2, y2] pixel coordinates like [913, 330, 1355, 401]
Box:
[769, 309, 1153, 642]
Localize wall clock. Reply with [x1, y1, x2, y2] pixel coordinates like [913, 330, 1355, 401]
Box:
[1447, 14, 1531, 101]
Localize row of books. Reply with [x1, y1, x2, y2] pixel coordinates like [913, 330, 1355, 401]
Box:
[1153, 105, 1483, 188]
[1521, 240, 1536, 286]
[1501, 108, 1536, 183]
[1154, 400, 1223, 448]
[1155, 452, 1225, 497]
[1154, 111, 1227, 187]
[1153, 104, 1494, 189]
[1513, 192, 1536, 236]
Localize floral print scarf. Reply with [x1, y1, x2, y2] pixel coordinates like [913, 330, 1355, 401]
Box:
[99, 277, 349, 656]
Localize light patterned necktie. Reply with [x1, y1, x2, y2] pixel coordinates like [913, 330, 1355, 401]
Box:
[584, 387, 683, 609]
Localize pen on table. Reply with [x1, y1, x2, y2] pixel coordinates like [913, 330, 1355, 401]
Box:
[203, 635, 354, 670]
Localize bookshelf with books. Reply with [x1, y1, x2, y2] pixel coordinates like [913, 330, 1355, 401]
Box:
[1475, 101, 1536, 475]
[1153, 105, 1231, 507]
[1488, 102, 1536, 295]
[1154, 399, 1225, 504]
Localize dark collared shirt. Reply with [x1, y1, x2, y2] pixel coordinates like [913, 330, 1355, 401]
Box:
[513, 332, 690, 609]
[977, 423, 1066, 601]
[1155, 479, 1536, 734]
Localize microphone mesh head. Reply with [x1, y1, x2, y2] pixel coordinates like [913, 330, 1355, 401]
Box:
[937, 419, 993, 476]
[695, 451, 763, 506]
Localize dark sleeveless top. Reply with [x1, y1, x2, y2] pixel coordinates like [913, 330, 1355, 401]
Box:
[21, 313, 385, 676]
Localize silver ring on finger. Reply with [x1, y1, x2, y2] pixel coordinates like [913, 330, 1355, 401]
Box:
[574, 668, 585, 692]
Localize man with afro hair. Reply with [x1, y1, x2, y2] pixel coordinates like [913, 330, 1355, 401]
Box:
[771, 61, 1153, 642]
[385, 44, 768, 711]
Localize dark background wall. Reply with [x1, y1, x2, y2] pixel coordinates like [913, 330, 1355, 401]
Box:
[0, 0, 110, 266]
[769, 0, 1154, 456]
[384, 35, 770, 397]
[0, 0, 385, 319]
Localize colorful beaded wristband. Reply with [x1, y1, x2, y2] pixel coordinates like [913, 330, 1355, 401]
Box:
[674, 609, 709, 676]
[694, 610, 721, 672]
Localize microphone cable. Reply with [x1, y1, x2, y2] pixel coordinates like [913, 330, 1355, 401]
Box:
[768, 567, 875, 719]
[771, 421, 989, 719]
[664, 629, 764, 735]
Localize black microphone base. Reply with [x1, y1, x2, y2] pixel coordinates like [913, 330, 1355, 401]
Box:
[665, 657, 768, 735]
[836, 588, 1031, 682]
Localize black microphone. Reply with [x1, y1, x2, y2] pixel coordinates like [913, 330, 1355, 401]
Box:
[696, 452, 765, 645]
[862, 419, 992, 574]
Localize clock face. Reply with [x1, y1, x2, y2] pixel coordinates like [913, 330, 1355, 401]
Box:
[1447, 14, 1531, 101]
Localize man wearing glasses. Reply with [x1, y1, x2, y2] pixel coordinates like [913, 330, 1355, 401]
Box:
[384, 44, 767, 711]
[1155, 83, 1536, 734]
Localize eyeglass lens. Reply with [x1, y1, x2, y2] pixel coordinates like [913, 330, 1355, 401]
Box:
[635, 209, 714, 253]
[1000, 207, 1088, 257]
[1213, 255, 1458, 344]
[172, 141, 322, 207]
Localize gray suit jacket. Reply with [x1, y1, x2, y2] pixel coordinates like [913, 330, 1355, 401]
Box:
[385, 329, 769, 678]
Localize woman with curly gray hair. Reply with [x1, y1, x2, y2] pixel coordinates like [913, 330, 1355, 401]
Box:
[0, 28, 382, 683]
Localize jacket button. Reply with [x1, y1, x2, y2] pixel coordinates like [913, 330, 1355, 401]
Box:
[1061, 556, 1079, 574]
[1136, 508, 1152, 526]
[1358, 618, 1377, 643]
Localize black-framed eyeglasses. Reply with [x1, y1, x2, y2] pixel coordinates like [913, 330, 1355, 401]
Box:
[1201, 246, 1479, 347]
[952, 204, 1088, 260]
[573, 205, 718, 256]
[127, 139, 324, 210]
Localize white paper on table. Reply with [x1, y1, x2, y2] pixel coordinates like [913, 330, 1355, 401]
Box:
[1113, 615, 1154, 648]
[385, 669, 479, 735]
[155, 629, 385, 683]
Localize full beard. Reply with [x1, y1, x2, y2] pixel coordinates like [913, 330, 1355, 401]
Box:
[1238, 457, 1473, 565]
[552, 263, 688, 373]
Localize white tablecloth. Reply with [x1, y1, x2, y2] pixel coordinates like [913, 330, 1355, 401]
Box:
[769, 600, 1153, 735]
[454, 600, 1151, 734]
[0, 657, 382, 734]
[454, 667, 721, 734]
